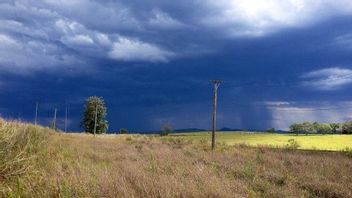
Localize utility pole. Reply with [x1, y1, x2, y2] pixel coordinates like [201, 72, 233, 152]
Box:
[93, 104, 98, 136]
[210, 80, 223, 150]
[64, 104, 68, 132]
[52, 108, 57, 131]
[34, 102, 38, 125]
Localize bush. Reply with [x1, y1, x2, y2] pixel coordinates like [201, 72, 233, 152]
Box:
[285, 139, 300, 149]
[341, 147, 352, 158]
[266, 128, 275, 133]
[119, 128, 128, 134]
[160, 123, 173, 136]
[125, 136, 132, 142]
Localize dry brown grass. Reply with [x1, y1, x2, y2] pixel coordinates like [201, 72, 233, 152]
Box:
[0, 119, 53, 196]
[1, 121, 352, 197]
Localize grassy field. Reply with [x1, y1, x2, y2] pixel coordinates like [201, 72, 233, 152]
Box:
[169, 132, 352, 151]
[1, 120, 352, 197]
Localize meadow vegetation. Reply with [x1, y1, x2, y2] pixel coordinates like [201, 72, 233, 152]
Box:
[170, 132, 352, 151]
[1, 120, 352, 197]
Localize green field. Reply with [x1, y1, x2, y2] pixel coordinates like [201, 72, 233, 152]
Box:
[169, 132, 352, 151]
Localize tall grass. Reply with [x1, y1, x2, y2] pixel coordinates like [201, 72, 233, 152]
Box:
[1, 120, 352, 197]
[0, 119, 52, 195]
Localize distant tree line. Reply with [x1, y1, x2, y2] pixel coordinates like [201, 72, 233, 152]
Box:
[289, 121, 352, 134]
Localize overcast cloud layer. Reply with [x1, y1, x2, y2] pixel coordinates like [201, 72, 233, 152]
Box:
[1, 0, 352, 131]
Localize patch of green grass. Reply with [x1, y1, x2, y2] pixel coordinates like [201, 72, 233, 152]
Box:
[169, 132, 352, 151]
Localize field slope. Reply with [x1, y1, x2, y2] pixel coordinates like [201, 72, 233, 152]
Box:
[1, 121, 352, 197]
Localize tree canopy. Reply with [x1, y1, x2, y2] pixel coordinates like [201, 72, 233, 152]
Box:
[289, 121, 344, 134]
[81, 96, 108, 134]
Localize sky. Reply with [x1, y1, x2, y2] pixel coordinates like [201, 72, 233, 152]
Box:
[1, 0, 352, 132]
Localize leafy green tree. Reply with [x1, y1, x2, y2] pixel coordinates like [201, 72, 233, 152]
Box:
[266, 128, 275, 133]
[316, 123, 332, 134]
[342, 121, 352, 134]
[160, 123, 173, 136]
[330, 123, 340, 134]
[119, 128, 128, 134]
[303, 122, 316, 134]
[289, 123, 303, 135]
[81, 96, 108, 134]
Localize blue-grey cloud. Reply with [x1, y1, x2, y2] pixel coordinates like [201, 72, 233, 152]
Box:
[300, 67, 352, 90]
[266, 101, 352, 130]
[2, 0, 352, 73]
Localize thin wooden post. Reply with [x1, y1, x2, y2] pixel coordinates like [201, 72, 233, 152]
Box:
[211, 80, 223, 150]
[94, 104, 97, 136]
[53, 108, 57, 131]
[64, 104, 68, 132]
[34, 102, 38, 125]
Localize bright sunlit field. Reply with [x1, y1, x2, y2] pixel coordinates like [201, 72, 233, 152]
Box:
[168, 132, 352, 151]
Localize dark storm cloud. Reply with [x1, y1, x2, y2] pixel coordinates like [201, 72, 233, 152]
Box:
[1, 0, 352, 131]
[2, 0, 352, 72]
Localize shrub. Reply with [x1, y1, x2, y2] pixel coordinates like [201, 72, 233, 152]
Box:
[160, 123, 173, 136]
[125, 136, 132, 142]
[285, 139, 300, 149]
[341, 147, 352, 158]
[119, 128, 128, 134]
[266, 128, 275, 133]
[135, 144, 143, 151]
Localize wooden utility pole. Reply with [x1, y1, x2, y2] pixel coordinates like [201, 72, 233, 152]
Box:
[211, 80, 223, 150]
[34, 102, 38, 125]
[64, 104, 68, 132]
[93, 104, 98, 136]
[53, 108, 57, 131]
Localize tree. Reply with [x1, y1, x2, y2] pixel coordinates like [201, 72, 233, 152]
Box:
[81, 96, 108, 134]
[316, 123, 332, 134]
[342, 121, 352, 134]
[119, 128, 128, 134]
[289, 123, 303, 135]
[160, 123, 173, 136]
[266, 128, 275, 133]
[330, 123, 340, 134]
[303, 122, 316, 134]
